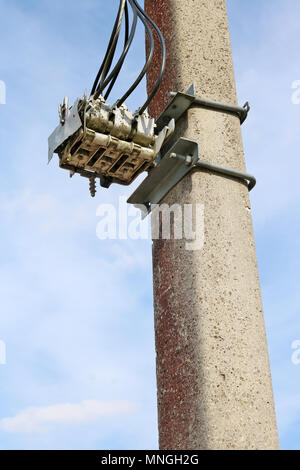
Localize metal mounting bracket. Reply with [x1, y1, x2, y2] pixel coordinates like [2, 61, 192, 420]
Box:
[156, 84, 250, 133]
[128, 84, 255, 216]
[128, 136, 256, 216]
[128, 137, 199, 213]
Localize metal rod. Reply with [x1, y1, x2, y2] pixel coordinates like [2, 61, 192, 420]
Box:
[169, 91, 250, 123]
[194, 160, 256, 191]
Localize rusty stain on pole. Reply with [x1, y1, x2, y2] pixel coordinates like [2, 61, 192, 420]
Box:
[145, 0, 279, 450]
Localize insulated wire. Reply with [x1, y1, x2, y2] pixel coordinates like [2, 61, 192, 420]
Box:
[131, 0, 166, 114]
[94, 3, 138, 100]
[97, 0, 127, 91]
[91, 0, 166, 114]
[91, 3, 122, 95]
[103, 5, 136, 100]
[114, 0, 154, 108]
[99, 0, 129, 94]
[91, 0, 126, 96]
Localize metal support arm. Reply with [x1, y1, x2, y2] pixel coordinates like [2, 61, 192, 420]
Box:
[170, 151, 256, 190]
[168, 92, 250, 124]
[194, 160, 256, 191]
[128, 138, 256, 215]
[156, 84, 250, 132]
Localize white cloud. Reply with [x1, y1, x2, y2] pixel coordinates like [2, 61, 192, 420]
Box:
[0, 400, 136, 433]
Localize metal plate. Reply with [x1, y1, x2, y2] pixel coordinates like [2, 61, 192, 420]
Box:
[156, 93, 196, 133]
[127, 137, 199, 211]
[48, 99, 82, 163]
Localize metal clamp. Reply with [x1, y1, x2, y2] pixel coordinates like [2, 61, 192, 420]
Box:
[156, 84, 250, 133]
[128, 137, 256, 215]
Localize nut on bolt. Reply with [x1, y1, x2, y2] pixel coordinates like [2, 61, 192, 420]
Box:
[170, 152, 193, 166]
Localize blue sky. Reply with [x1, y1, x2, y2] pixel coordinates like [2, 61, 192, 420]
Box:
[0, 0, 299, 450]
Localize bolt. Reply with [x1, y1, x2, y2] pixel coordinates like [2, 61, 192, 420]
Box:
[170, 152, 193, 166]
[89, 176, 96, 197]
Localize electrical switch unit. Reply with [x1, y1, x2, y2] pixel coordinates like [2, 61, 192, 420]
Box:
[48, 94, 174, 196]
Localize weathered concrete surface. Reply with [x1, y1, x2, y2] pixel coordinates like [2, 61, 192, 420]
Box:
[145, 0, 279, 450]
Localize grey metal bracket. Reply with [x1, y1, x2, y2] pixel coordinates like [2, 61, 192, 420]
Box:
[156, 84, 250, 133]
[128, 137, 199, 212]
[127, 136, 256, 215]
[128, 84, 254, 215]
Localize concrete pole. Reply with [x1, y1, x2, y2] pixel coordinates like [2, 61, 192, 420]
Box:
[145, 0, 279, 450]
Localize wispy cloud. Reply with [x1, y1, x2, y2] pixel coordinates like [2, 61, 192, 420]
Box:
[0, 400, 136, 433]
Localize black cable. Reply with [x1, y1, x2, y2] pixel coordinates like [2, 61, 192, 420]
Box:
[124, 0, 130, 47]
[103, 7, 137, 100]
[94, 2, 138, 101]
[91, 0, 166, 117]
[114, 0, 154, 108]
[94, 1, 130, 99]
[90, 2, 122, 96]
[90, 0, 126, 96]
[102, 2, 130, 100]
[131, 0, 166, 114]
[98, 0, 126, 88]
[97, 0, 126, 91]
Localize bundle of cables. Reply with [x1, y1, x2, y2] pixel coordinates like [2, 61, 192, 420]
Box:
[90, 0, 166, 115]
